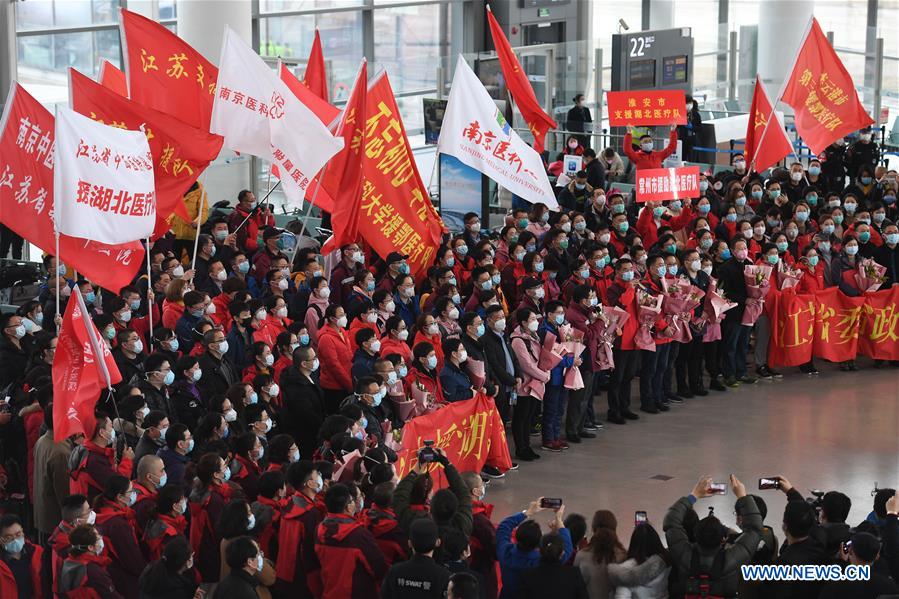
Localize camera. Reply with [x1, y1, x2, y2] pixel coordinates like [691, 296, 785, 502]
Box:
[709, 482, 727, 495]
[540, 498, 563, 510]
[759, 477, 781, 490]
[417, 440, 437, 464]
[635, 511, 648, 525]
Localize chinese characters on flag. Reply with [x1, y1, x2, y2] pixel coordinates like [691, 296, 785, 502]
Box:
[606, 90, 687, 126]
[120, 7, 218, 130]
[52, 286, 122, 442]
[744, 75, 793, 172]
[780, 17, 873, 154]
[70, 68, 224, 230]
[53, 107, 157, 244]
[0, 84, 144, 291]
[486, 7, 556, 153]
[635, 166, 700, 203]
[358, 72, 444, 278]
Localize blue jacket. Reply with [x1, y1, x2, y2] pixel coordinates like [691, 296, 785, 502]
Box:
[440, 362, 474, 403]
[351, 348, 377, 383]
[174, 311, 203, 354]
[496, 511, 573, 599]
[538, 322, 575, 386]
[393, 292, 421, 330]
[157, 446, 190, 487]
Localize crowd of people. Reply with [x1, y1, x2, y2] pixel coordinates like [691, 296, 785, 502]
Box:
[0, 115, 895, 598]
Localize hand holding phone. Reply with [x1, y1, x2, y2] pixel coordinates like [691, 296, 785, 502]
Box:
[708, 482, 727, 495]
[635, 511, 648, 525]
[540, 497, 563, 510]
[759, 477, 781, 490]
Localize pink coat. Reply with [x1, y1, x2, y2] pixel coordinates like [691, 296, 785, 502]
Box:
[510, 327, 549, 400]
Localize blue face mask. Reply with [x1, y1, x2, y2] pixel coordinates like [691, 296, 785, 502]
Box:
[238, 261, 250, 274]
[769, 190, 781, 200]
[698, 204, 711, 215]
[534, 262, 544, 273]
[366, 281, 375, 292]
[426, 355, 438, 370]
[579, 268, 590, 279]
[299, 334, 310, 346]
[163, 371, 175, 386]
[808, 166, 821, 176]
[85, 291, 96, 304]
[656, 265, 667, 278]
[667, 265, 678, 276]
[249, 392, 258, 404]
[445, 256, 455, 267]
[554, 313, 565, 326]
[398, 365, 408, 378]
[476, 324, 486, 337]
[620, 270, 634, 282]
[721, 248, 732, 260]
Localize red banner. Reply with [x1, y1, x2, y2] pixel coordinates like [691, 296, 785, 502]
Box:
[303, 29, 329, 103]
[0, 83, 144, 292]
[394, 394, 511, 489]
[745, 75, 793, 172]
[70, 68, 223, 229]
[120, 8, 218, 131]
[606, 90, 687, 126]
[99, 59, 128, 97]
[768, 287, 899, 367]
[52, 288, 122, 441]
[486, 8, 556, 153]
[358, 72, 444, 277]
[780, 17, 873, 154]
[636, 166, 700, 203]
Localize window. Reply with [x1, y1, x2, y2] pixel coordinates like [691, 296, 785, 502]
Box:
[374, 4, 441, 95]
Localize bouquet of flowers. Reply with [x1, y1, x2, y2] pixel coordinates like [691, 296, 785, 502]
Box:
[702, 278, 738, 342]
[741, 264, 773, 326]
[538, 330, 566, 371]
[776, 262, 804, 289]
[409, 377, 444, 418]
[590, 305, 630, 371]
[557, 323, 586, 391]
[635, 288, 663, 351]
[660, 277, 706, 343]
[855, 258, 887, 292]
[465, 358, 487, 390]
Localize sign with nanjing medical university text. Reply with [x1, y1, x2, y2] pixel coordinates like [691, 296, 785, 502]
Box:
[636, 166, 700, 203]
[606, 90, 687, 126]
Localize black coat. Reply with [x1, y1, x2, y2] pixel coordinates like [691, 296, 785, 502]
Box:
[197, 352, 237, 405]
[138, 381, 177, 424]
[518, 562, 588, 599]
[379, 554, 450, 599]
[279, 366, 326, 458]
[113, 346, 145, 388]
[212, 568, 259, 599]
[584, 158, 606, 191]
[716, 257, 754, 322]
[770, 536, 828, 599]
[0, 336, 28, 391]
[480, 329, 520, 389]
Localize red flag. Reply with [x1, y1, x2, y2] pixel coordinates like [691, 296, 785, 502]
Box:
[69, 68, 224, 227]
[486, 7, 557, 153]
[745, 75, 793, 172]
[780, 17, 873, 154]
[357, 72, 444, 278]
[52, 286, 122, 441]
[120, 7, 218, 130]
[0, 83, 144, 291]
[303, 29, 329, 102]
[99, 59, 128, 97]
[321, 61, 367, 255]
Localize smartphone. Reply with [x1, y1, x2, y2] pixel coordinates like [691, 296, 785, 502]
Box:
[709, 482, 728, 495]
[635, 511, 648, 525]
[759, 477, 781, 490]
[540, 497, 563, 510]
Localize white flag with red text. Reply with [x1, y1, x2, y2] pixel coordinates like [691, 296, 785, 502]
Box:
[211, 26, 344, 207]
[53, 107, 156, 244]
[438, 56, 557, 210]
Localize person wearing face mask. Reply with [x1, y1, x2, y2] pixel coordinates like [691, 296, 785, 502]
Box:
[818, 137, 849, 191]
[537, 301, 578, 453]
[93, 474, 147, 598]
[133, 411, 170, 474]
[314, 303, 354, 415]
[350, 328, 381, 383]
[56, 524, 120, 599]
[581, 148, 607, 191]
[508, 308, 549, 460]
[566, 94, 592, 146]
[188, 454, 238, 582]
[439, 338, 476, 404]
[110, 391, 150, 455]
[376, 315, 413, 367]
[431, 296, 461, 341]
[141, 486, 189, 563]
[229, 433, 266, 502]
[300, 276, 329, 347]
[0, 513, 44, 599]
[277, 347, 325, 459]
[558, 171, 593, 213]
[392, 273, 421, 331]
[672, 93, 703, 161]
[69, 414, 135, 503]
[635, 256, 676, 413]
[875, 222, 899, 288]
[166, 355, 205, 430]
[480, 305, 521, 424]
[526, 203, 552, 237]
[275, 461, 326, 595]
[717, 239, 759, 387]
[845, 128, 878, 176]
[672, 250, 712, 399]
[110, 329, 146, 390]
[328, 243, 367, 308]
[197, 328, 239, 406]
[783, 162, 808, 204]
[136, 354, 177, 422]
[623, 125, 678, 173]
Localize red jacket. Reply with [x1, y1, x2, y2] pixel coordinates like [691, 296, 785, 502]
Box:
[413, 331, 444, 373]
[189, 482, 234, 583]
[57, 552, 118, 599]
[796, 261, 826, 293]
[606, 280, 640, 351]
[276, 492, 323, 597]
[639, 275, 671, 345]
[230, 455, 262, 502]
[209, 293, 233, 332]
[161, 300, 184, 330]
[68, 441, 133, 503]
[253, 495, 284, 559]
[317, 325, 353, 391]
[361, 507, 408, 567]
[229, 204, 274, 255]
[0, 541, 44, 599]
[379, 336, 413, 365]
[623, 129, 678, 170]
[143, 513, 187, 560]
[315, 513, 388, 599]
[95, 501, 145, 599]
[50, 521, 75, 595]
[637, 204, 694, 249]
[253, 317, 290, 348]
[470, 501, 500, 599]
[348, 319, 379, 353]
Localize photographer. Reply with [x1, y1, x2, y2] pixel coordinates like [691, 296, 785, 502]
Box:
[392, 446, 473, 542]
[663, 475, 761, 598]
[819, 531, 899, 599]
[767, 476, 827, 599]
[496, 498, 572, 599]
[727, 494, 777, 599]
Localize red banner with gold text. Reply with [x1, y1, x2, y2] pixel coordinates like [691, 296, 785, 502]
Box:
[394, 394, 511, 489]
[358, 72, 444, 278]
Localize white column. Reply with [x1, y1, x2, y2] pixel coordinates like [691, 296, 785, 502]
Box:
[648, 0, 675, 30]
[176, 0, 252, 66]
[177, 0, 254, 203]
[758, 0, 814, 94]
[126, 0, 157, 19]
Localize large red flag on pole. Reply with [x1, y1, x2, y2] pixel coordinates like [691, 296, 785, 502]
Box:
[0, 83, 144, 291]
[69, 68, 224, 232]
[120, 8, 218, 130]
[99, 59, 128, 97]
[745, 75, 793, 172]
[52, 286, 122, 441]
[303, 29, 329, 102]
[780, 17, 873, 154]
[486, 6, 557, 153]
[321, 60, 367, 254]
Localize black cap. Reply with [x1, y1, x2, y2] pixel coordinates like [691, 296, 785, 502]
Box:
[262, 226, 282, 240]
[521, 276, 543, 290]
[386, 252, 408, 265]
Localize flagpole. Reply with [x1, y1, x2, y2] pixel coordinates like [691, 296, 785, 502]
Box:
[189, 170, 209, 280]
[232, 179, 282, 235]
[54, 227, 60, 324]
[145, 237, 153, 352]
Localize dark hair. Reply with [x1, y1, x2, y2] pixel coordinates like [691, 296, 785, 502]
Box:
[874, 488, 896, 519]
[539, 532, 566, 564]
[324, 483, 353, 513]
[101, 474, 131, 502]
[68, 524, 100, 555]
[372, 481, 395, 509]
[564, 513, 588, 547]
[258, 471, 286, 500]
[587, 510, 625, 564]
[821, 491, 851, 523]
[515, 519, 542, 552]
[138, 535, 193, 595]
[627, 522, 670, 565]
[155, 484, 185, 517]
[224, 535, 257, 569]
[783, 500, 817, 538]
[431, 488, 459, 525]
[267, 433, 296, 465]
[442, 527, 470, 561]
[694, 515, 726, 549]
[166, 423, 189, 451]
[448, 572, 479, 599]
[218, 499, 252, 540]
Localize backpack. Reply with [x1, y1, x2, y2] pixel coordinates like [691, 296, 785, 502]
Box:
[684, 546, 727, 599]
